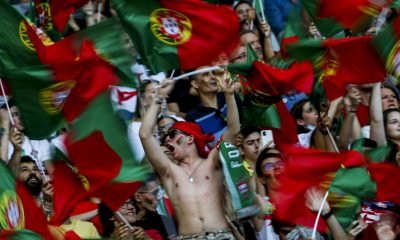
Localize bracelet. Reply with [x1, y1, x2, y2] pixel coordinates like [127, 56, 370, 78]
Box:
[322, 210, 333, 220]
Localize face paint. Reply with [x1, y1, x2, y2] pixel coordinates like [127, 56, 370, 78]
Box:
[176, 135, 184, 145]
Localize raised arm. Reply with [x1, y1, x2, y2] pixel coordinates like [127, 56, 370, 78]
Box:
[369, 83, 386, 146]
[139, 81, 174, 178]
[338, 87, 362, 150]
[218, 70, 240, 145]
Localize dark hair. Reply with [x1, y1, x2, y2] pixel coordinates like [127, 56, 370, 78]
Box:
[98, 203, 115, 237]
[20, 156, 36, 165]
[240, 125, 260, 140]
[383, 108, 400, 135]
[290, 99, 311, 134]
[0, 99, 15, 109]
[255, 148, 283, 178]
[137, 174, 158, 192]
[382, 83, 400, 102]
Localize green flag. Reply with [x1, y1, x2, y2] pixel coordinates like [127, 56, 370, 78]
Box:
[65, 91, 152, 210]
[300, 0, 345, 37]
[72, 17, 138, 87]
[328, 167, 376, 229]
[0, 2, 40, 74]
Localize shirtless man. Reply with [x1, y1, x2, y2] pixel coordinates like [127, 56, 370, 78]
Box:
[139, 71, 240, 239]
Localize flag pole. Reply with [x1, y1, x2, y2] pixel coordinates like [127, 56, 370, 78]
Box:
[115, 211, 134, 230]
[0, 78, 49, 180]
[320, 102, 340, 153]
[173, 66, 222, 81]
[312, 191, 329, 240]
[258, 0, 266, 23]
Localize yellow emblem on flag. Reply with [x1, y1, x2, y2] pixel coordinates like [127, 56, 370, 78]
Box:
[35, 3, 53, 31]
[386, 40, 400, 78]
[150, 8, 192, 45]
[19, 20, 53, 51]
[0, 190, 25, 229]
[39, 80, 76, 115]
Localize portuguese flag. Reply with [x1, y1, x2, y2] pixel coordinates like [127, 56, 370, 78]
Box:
[65, 91, 152, 210]
[112, 0, 240, 73]
[4, 38, 117, 139]
[372, 16, 400, 81]
[271, 147, 367, 232]
[34, 0, 88, 33]
[287, 36, 386, 100]
[300, 0, 384, 35]
[0, 2, 40, 74]
[0, 161, 53, 239]
[247, 61, 314, 96]
[4, 21, 118, 139]
[299, 0, 343, 38]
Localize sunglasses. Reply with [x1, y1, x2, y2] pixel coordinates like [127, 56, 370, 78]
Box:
[263, 160, 285, 172]
[161, 129, 187, 144]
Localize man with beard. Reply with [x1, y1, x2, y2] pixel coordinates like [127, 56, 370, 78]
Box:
[18, 156, 53, 216]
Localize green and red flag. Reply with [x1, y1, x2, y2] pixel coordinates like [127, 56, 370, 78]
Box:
[112, 0, 240, 73]
[0, 161, 53, 239]
[247, 60, 314, 96]
[240, 101, 298, 145]
[328, 167, 376, 229]
[65, 91, 152, 210]
[4, 21, 119, 139]
[4, 37, 117, 139]
[271, 147, 366, 232]
[287, 36, 386, 100]
[72, 17, 138, 87]
[299, 0, 343, 37]
[49, 161, 89, 226]
[372, 16, 400, 81]
[300, 0, 386, 35]
[33, 0, 88, 33]
[368, 163, 400, 204]
[0, 1, 40, 74]
[0, 229, 44, 240]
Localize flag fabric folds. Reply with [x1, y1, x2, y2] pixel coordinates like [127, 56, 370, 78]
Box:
[65, 91, 151, 210]
[112, 0, 240, 73]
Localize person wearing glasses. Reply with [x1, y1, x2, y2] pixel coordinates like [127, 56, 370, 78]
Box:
[139, 71, 241, 239]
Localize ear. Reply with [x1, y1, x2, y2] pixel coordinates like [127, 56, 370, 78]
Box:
[191, 79, 199, 90]
[296, 119, 306, 126]
[186, 135, 195, 144]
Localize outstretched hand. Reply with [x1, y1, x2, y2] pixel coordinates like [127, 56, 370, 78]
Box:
[216, 69, 235, 95]
[305, 187, 330, 215]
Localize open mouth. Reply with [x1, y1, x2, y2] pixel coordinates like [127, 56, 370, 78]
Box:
[166, 144, 175, 155]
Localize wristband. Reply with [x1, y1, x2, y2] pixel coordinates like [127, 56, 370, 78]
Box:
[322, 210, 333, 220]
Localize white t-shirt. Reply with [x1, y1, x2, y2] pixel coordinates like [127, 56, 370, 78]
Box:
[127, 121, 145, 163]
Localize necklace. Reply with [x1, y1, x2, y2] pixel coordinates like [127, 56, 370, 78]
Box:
[180, 159, 204, 183]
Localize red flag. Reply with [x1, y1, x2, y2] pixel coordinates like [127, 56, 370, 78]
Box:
[318, 0, 389, 31]
[321, 36, 386, 100]
[271, 147, 365, 232]
[52, 0, 89, 32]
[49, 161, 89, 226]
[248, 61, 314, 96]
[368, 163, 400, 204]
[25, 21, 118, 121]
